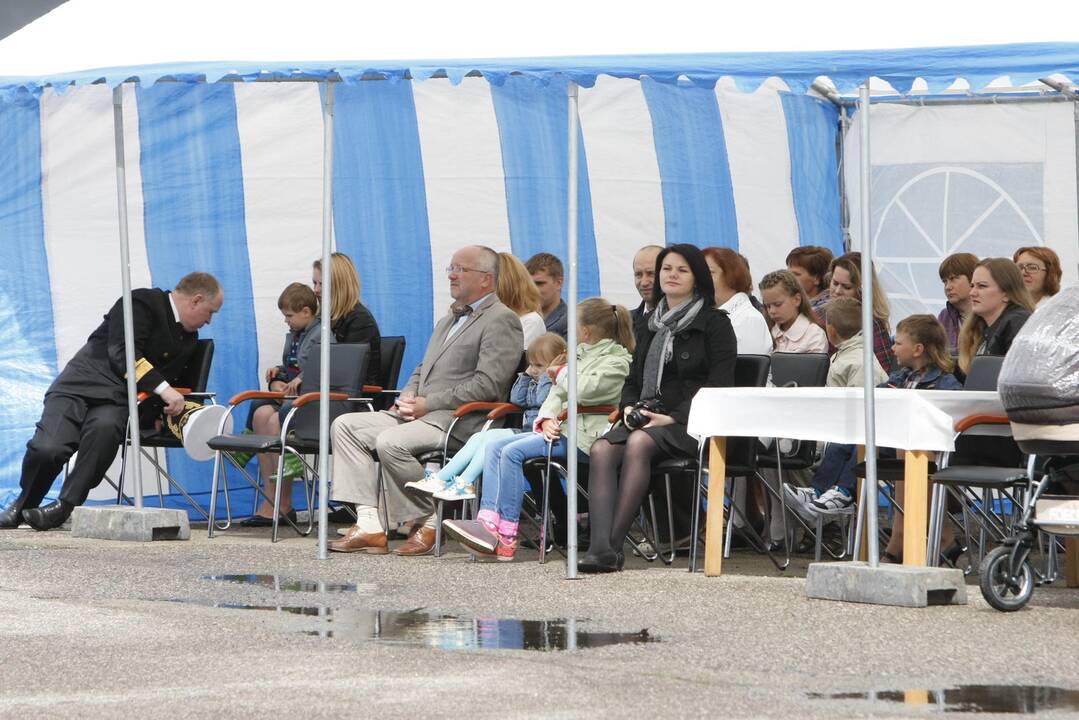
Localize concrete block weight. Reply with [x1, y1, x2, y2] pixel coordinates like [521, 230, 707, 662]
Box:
[70, 506, 190, 542]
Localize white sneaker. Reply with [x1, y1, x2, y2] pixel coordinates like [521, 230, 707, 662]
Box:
[404, 469, 448, 495]
[810, 486, 855, 514]
[782, 483, 818, 522]
[433, 480, 476, 501]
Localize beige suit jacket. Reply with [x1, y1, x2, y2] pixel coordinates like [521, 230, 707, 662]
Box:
[403, 295, 523, 440]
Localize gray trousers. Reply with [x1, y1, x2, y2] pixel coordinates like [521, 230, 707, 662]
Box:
[330, 410, 444, 525]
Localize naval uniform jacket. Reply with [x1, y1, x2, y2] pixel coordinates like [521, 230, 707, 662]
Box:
[48, 289, 199, 416]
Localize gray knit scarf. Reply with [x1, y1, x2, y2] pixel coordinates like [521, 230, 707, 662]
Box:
[641, 294, 705, 401]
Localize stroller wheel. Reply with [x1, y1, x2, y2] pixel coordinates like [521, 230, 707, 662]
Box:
[979, 545, 1034, 612]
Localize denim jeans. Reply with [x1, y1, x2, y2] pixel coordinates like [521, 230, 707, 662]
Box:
[480, 432, 566, 523]
[437, 428, 518, 486]
[810, 442, 857, 495]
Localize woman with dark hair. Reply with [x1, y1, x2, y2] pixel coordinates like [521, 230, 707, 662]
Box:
[579, 243, 738, 573]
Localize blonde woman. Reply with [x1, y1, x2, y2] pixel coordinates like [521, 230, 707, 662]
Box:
[311, 253, 381, 385]
[828, 252, 895, 373]
[496, 251, 546, 348]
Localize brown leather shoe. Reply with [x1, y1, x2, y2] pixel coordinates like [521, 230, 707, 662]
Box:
[328, 526, 389, 554]
[394, 526, 439, 556]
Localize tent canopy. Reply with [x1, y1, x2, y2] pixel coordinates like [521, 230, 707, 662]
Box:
[3, 42, 1079, 95]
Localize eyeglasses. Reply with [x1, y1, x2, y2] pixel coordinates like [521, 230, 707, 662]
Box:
[1016, 263, 1045, 274]
[445, 264, 492, 275]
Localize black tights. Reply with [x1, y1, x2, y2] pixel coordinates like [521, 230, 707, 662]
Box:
[587, 432, 664, 555]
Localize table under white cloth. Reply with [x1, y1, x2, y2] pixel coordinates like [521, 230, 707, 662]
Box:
[687, 387, 1003, 452]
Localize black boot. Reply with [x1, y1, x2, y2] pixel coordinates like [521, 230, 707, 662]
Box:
[22, 500, 74, 531]
[0, 500, 26, 529]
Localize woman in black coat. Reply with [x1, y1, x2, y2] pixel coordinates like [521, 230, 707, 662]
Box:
[313, 253, 382, 386]
[581, 243, 737, 573]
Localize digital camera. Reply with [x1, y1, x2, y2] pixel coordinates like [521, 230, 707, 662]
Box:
[625, 398, 666, 430]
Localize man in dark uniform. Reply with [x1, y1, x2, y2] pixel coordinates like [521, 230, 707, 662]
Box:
[0, 272, 224, 530]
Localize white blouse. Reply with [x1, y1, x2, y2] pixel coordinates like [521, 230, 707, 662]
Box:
[720, 292, 773, 355]
[519, 311, 547, 349]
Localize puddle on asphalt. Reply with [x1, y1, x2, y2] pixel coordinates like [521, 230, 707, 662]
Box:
[202, 574, 370, 593]
[810, 685, 1079, 714]
[301, 608, 657, 651]
[168, 598, 655, 651]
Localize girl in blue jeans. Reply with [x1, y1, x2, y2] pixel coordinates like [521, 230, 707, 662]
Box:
[405, 333, 566, 501]
[443, 298, 635, 560]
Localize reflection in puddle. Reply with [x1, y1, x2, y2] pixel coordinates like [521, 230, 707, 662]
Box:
[811, 685, 1079, 714]
[202, 574, 369, 593]
[168, 599, 654, 651]
[304, 608, 657, 651]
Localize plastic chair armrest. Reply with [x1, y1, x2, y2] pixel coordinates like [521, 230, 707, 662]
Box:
[453, 401, 505, 418]
[954, 413, 1010, 433]
[557, 405, 618, 422]
[292, 391, 348, 408]
[228, 390, 286, 405]
[486, 403, 524, 420]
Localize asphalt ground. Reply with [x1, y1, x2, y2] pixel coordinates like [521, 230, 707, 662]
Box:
[1, 524, 1078, 719]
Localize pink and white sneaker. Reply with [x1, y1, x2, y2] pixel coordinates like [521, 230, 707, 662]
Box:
[495, 535, 518, 562]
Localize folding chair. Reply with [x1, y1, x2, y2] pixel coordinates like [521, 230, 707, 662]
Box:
[205, 343, 371, 541]
[112, 339, 218, 520]
[927, 355, 1032, 569]
[755, 352, 830, 564]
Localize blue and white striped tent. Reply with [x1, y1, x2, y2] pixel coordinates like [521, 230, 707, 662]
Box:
[2, 45, 1079, 513]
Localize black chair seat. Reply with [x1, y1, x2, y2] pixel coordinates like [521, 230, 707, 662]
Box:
[930, 465, 1030, 487]
[208, 434, 282, 452]
[854, 458, 938, 482]
[757, 454, 814, 471]
[654, 457, 697, 474]
[1016, 438, 1079, 456]
[139, 430, 182, 448]
[416, 450, 445, 465]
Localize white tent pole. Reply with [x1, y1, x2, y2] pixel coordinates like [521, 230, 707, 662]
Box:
[317, 80, 336, 560]
[565, 80, 580, 579]
[858, 83, 879, 567]
[112, 83, 143, 510]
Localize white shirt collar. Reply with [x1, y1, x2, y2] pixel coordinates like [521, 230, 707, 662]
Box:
[168, 292, 180, 325]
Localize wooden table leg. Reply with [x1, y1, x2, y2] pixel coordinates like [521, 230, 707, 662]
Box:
[902, 450, 930, 567]
[1065, 538, 1079, 588]
[704, 436, 727, 577]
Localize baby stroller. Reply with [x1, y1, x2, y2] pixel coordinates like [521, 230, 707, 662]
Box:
[980, 287, 1079, 612]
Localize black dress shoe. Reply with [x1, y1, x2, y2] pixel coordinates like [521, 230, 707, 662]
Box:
[240, 509, 297, 527]
[0, 502, 26, 529]
[578, 549, 621, 574]
[22, 500, 73, 531]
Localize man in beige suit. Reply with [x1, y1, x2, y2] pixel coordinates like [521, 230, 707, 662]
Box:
[329, 245, 523, 556]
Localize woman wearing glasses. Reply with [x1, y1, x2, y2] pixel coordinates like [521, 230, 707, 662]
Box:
[1013, 246, 1062, 309]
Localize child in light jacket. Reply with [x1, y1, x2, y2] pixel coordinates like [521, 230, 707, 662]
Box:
[442, 298, 635, 561]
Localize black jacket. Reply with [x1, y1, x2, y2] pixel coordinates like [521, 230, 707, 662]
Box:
[620, 306, 737, 425]
[332, 302, 382, 386]
[49, 288, 198, 404]
[979, 303, 1031, 357]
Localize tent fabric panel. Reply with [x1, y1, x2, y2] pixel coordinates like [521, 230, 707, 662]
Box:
[641, 77, 739, 250]
[412, 77, 513, 320]
[578, 76, 665, 312]
[780, 93, 844, 255]
[136, 82, 259, 494]
[717, 85, 803, 289]
[0, 91, 54, 506]
[5, 42, 1079, 96]
[233, 82, 326, 408]
[332, 80, 433, 382]
[844, 101, 1078, 325]
[490, 76, 601, 301]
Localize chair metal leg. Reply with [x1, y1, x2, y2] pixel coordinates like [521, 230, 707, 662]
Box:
[434, 500, 444, 558]
[539, 462, 551, 564]
[152, 447, 165, 509]
[664, 474, 676, 565]
[688, 446, 705, 573]
[852, 478, 866, 561]
[723, 478, 735, 559]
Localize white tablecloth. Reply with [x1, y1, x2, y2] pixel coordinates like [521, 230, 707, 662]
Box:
[686, 387, 1003, 453]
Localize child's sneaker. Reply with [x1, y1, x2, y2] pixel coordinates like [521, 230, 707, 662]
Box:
[495, 535, 518, 561]
[432, 479, 476, 501]
[442, 519, 497, 554]
[782, 483, 818, 521]
[404, 469, 448, 495]
[810, 486, 854, 514]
